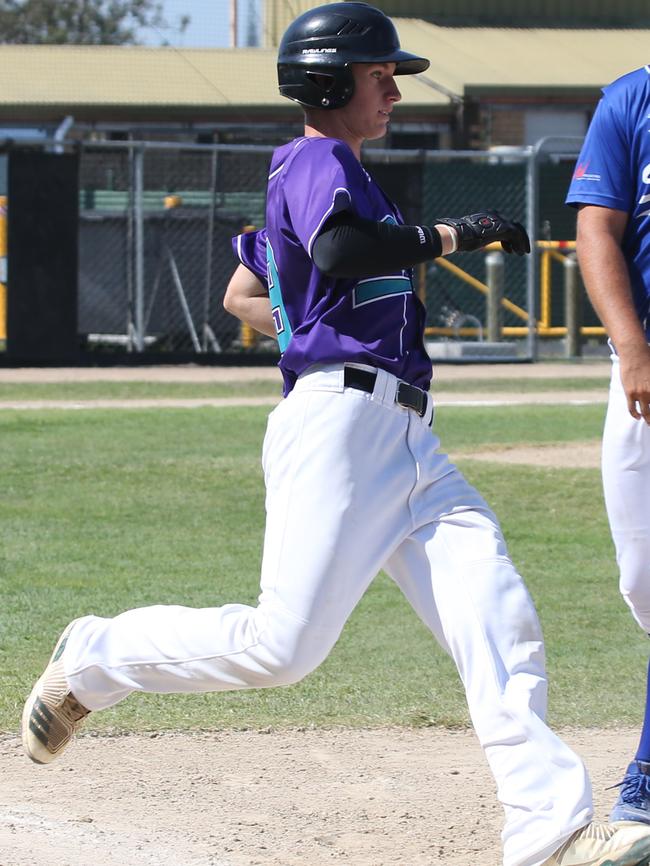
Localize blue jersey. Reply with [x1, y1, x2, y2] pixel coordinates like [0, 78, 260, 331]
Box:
[233, 136, 431, 395]
[566, 65, 650, 335]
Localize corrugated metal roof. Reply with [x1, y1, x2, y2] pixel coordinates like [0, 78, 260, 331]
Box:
[0, 23, 648, 111]
[0, 45, 279, 107]
[0, 38, 450, 111]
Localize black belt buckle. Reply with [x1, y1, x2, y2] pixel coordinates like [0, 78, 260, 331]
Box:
[397, 381, 427, 418]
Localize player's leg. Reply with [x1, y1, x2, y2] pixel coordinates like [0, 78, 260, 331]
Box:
[602, 354, 650, 822]
[22, 367, 414, 763]
[380, 417, 648, 866]
[385, 509, 592, 866]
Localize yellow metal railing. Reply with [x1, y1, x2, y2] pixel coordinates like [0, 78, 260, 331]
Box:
[424, 240, 606, 339]
[433, 254, 529, 322]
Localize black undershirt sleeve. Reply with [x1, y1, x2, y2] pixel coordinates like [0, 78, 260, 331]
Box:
[311, 211, 443, 278]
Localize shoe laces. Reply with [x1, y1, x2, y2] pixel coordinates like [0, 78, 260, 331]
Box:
[612, 770, 650, 804]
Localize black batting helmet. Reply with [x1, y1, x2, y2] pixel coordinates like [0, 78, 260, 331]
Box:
[277, 2, 430, 110]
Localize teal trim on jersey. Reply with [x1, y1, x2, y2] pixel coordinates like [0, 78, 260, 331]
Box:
[350, 213, 413, 308]
[353, 275, 412, 308]
[266, 240, 292, 353]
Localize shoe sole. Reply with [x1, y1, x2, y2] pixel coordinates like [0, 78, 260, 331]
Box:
[21, 620, 79, 764]
[602, 833, 650, 866]
[21, 679, 52, 764]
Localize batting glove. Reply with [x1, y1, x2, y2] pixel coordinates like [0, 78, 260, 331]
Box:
[436, 211, 531, 255]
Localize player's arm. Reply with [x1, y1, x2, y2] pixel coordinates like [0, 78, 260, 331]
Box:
[576, 203, 650, 423]
[312, 210, 528, 277]
[223, 264, 277, 339]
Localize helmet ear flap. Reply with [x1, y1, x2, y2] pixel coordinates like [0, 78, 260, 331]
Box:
[278, 64, 355, 109]
[305, 70, 336, 94]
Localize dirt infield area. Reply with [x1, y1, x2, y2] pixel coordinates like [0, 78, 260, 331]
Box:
[0, 360, 616, 866]
[0, 727, 640, 866]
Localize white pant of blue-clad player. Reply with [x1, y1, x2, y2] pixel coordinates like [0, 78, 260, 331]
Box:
[62, 363, 592, 866]
[602, 350, 650, 633]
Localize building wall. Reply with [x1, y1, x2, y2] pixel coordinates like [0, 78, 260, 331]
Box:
[488, 108, 526, 147]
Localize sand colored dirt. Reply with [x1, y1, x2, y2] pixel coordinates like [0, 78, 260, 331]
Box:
[0, 359, 611, 384]
[0, 728, 640, 866]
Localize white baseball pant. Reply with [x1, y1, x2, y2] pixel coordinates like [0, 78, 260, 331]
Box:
[602, 351, 650, 632]
[63, 363, 592, 866]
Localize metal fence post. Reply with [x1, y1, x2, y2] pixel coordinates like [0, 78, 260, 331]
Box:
[0, 196, 6, 342]
[202, 149, 221, 352]
[133, 144, 145, 352]
[125, 146, 135, 350]
[485, 250, 504, 341]
[564, 252, 582, 358]
[528, 136, 586, 362]
[526, 145, 539, 361]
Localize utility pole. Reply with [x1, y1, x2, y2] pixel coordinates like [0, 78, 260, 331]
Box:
[230, 0, 238, 47]
[245, 0, 259, 46]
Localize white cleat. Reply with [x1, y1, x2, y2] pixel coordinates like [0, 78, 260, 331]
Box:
[541, 821, 650, 866]
[21, 620, 90, 764]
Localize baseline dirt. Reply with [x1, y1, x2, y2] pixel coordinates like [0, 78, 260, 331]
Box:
[0, 728, 637, 866]
[452, 440, 602, 468]
[0, 359, 612, 384]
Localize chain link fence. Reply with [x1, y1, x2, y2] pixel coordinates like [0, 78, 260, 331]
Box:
[75, 138, 586, 360]
[420, 152, 528, 357]
[79, 142, 268, 355]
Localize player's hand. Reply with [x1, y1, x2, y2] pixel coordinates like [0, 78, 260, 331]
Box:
[620, 345, 650, 424]
[436, 211, 531, 255]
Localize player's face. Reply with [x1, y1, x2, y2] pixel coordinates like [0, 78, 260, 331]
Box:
[344, 63, 401, 141]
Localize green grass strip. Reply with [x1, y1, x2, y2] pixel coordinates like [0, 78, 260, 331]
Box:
[1, 403, 640, 735]
[0, 375, 610, 402]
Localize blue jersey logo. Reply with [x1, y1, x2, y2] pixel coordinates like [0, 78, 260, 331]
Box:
[266, 240, 292, 353]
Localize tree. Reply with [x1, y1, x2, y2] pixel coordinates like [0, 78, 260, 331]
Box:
[0, 0, 188, 45]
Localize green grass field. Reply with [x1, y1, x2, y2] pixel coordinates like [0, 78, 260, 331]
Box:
[1, 392, 644, 737]
[0, 375, 609, 401]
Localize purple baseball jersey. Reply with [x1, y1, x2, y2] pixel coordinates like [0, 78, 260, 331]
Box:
[566, 66, 650, 337]
[233, 136, 432, 395]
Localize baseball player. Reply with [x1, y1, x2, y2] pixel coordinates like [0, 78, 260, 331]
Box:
[22, 6, 650, 866]
[566, 65, 650, 824]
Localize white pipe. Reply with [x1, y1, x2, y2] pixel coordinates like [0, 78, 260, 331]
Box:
[53, 115, 74, 153]
[54, 115, 74, 142]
